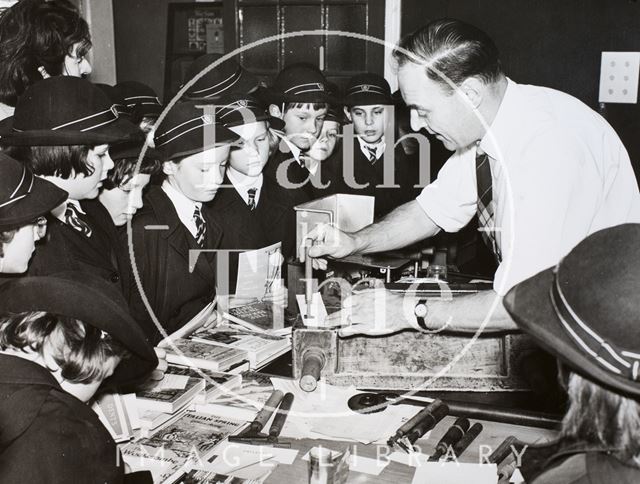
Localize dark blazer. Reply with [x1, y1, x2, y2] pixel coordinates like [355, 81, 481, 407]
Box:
[26, 201, 124, 289]
[0, 354, 151, 484]
[129, 186, 222, 345]
[206, 174, 297, 293]
[332, 141, 420, 218]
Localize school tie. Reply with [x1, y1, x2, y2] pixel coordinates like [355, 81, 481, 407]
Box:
[476, 150, 502, 262]
[365, 145, 378, 163]
[247, 187, 257, 210]
[193, 205, 207, 247]
[64, 203, 92, 238]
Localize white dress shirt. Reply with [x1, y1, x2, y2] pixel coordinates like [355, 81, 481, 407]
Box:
[162, 180, 202, 238]
[417, 78, 640, 295]
[227, 167, 263, 207]
[273, 130, 319, 176]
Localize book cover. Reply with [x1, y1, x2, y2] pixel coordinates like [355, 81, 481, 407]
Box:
[166, 339, 248, 371]
[224, 301, 289, 335]
[177, 469, 267, 483]
[136, 375, 206, 413]
[92, 392, 134, 443]
[164, 364, 242, 403]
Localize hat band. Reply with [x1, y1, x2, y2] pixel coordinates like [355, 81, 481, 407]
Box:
[217, 100, 264, 122]
[0, 165, 34, 209]
[20, 105, 121, 133]
[155, 115, 215, 148]
[550, 271, 640, 381]
[125, 95, 161, 107]
[346, 84, 388, 97]
[188, 68, 243, 98]
[283, 82, 326, 97]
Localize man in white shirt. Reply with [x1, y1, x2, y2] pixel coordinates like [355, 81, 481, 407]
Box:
[304, 18, 640, 335]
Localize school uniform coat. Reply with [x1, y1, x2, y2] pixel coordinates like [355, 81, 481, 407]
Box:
[206, 173, 297, 293]
[24, 201, 126, 293]
[129, 186, 222, 345]
[0, 354, 152, 484]
[332, 142, 419, 218]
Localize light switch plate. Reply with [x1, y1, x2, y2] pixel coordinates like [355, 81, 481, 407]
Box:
[599, 52, 640, 104]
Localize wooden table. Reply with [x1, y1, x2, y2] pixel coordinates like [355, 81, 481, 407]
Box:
[264, 416, 556, 483]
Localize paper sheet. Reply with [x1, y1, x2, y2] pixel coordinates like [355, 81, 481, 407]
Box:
[270, 378, 421, 444]
[213, 440, 299, 465]
[235, 242, 283, 300]
[295, 293, 328, 327]
[158, 374, 189, 390]
[301, 449, 388, 476]
[410, 462, 498, 484]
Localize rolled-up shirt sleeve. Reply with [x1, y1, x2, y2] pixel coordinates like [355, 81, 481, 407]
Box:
[415, 147, 477, 232]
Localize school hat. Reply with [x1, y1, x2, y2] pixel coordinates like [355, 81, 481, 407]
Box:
[94, 83, 129, 118]
[0, 271, 158, 386]
[324, 81, 346, 125]
[263, 63, 336, 105]
[0, 153, 68, 231]
[183, 53, 260, 101]
[344, 73, 393, 106]
[153, 101, 240, 161]
[215, 93, 271, 128]
[113, 81, 163, 123]
[503, 224, 640, 399]
[0, 77, 141, 146]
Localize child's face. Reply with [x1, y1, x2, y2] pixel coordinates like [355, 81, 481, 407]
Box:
[164, 145, 231, 202]
[282, 105, 327, 150]
[47, 144, 114, 200]
[0, 221, 45, 273]
[228, 121, 270, 177]
[308, 120, 340, 161]
[63, 42, 92, 77]
[347, 105, 389, 144]
[99, 173, 151, 226]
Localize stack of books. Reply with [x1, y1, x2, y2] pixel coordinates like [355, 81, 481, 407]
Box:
[164, 339, 249, 372]
[224, 300, 292, 337]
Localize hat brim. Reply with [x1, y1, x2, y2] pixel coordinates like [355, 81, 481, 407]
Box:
[503, 267, 640, 399]
[110, 144, 163, 162]
[0, 116, 143, 146]
[343, 93, 395, 107]
[184, 69, 261, 102]
[0, 176, 68, 231]
[0, 273, 157, 387]
[261, 87, 340, 107]
[132, 104, 162, 123]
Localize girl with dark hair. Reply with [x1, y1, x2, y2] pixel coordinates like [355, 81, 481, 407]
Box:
[0, 0, 92, 118]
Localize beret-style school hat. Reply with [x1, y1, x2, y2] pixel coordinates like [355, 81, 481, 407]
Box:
[215, 93, 271, 128]
[153, 101, 240, 161]
[182, 53, 260, 101]
[344, 73, 394, 107]
[0, 77, 142, 146]
[503, 224, 640, 399]
[0, 153, 67, 231]
[0, 271, 158, 386]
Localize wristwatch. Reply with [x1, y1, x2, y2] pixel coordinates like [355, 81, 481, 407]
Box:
[414, 299, 429, 330]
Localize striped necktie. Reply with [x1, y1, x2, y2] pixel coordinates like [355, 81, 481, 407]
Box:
[365, 145, 378, 163]
[247, 187, 257, 210]
[64, 203, 92, 237]
[193, 205, 207, 247]
[476, 150, 501, 262]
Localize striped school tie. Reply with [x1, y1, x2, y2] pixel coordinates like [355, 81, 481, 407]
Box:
[365, 145, 378, 163]
[247, 187, 257, 210]
[193, 205, 207, 247]
[64, 203, 92, 237]
[476, 150, 501, 262]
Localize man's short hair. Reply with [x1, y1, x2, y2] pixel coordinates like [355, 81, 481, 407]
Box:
[3, 145, 93, 178]
[0, 311, 129, 384]
[393, 18, 502, 89]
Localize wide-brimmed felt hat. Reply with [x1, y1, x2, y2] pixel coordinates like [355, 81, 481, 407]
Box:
[0, 77, 142, 146]
[108, 140, 163, 162]
[183, 53, 260, 101]
[0, 153, 67, 231]
[503, 224, 640, 399]
[344, 73, 393, 107]
[154, 101, 240, 161]
[94, 83, 130, 118]
[0, 271, 158, 386]
[263, 63, 337, 105]
[113, 81, 163, 123]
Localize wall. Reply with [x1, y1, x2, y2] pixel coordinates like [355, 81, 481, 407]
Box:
[400, 0, 640, 174]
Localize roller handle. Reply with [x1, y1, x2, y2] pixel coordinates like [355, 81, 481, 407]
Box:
[299, 349, 325, 392]
[488, 435, 517, 464]
[395, 399, 447, 438]
[452, 422, 483, 458]
[407, 402, 449, 444]
[269, 392, 294, 438]
[250, 390, 284, 433]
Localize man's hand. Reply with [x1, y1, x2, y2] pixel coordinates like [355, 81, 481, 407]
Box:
[299, 223, 359, 270]
[328, 286, 418, 337]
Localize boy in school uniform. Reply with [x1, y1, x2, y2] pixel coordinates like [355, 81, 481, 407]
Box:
[263, 63, 334, 204]
[0, 77, 141, 286]
[129, 101, 240, 344]
[206, 93, 296, 297]
[340, 73, 418, 218]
